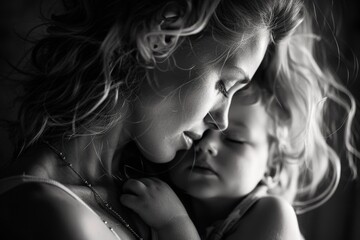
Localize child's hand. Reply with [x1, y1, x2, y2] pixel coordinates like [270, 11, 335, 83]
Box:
[120, 178, 189, 230]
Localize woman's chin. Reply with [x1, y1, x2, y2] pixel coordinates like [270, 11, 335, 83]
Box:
[142, 149, 176, 164]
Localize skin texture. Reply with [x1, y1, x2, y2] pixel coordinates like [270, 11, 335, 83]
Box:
[121, 88, 302, 239]
[169, 97, 271, 199]
[127, 29, 270, 163]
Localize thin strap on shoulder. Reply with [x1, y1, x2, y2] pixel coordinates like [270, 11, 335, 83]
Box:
[205, 185, 268, 240]
[0, 175, 99, 216]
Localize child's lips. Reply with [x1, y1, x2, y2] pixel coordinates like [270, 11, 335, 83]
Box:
[188, 162, 218, 176]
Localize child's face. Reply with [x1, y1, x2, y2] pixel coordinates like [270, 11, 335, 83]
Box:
[169, 92, 271, 199]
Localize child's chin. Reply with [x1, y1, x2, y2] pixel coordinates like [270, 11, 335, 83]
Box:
[185, 185, 220, 199]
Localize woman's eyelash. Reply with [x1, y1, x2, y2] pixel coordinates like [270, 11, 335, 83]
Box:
[216, 80, 229, 98]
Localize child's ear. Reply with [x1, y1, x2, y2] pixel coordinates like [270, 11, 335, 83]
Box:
[263, 158, 282, 188]
[264, 139, 283, 188]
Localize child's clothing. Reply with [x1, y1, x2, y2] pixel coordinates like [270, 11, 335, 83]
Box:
[204, 185, 268, 240]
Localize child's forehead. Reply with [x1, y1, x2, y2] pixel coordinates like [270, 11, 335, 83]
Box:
[229, 92, 276, 133]
[229, 98, 267, 127]
[227, 101, 274, 144]
[232, 80, 264, 105]
[230, 99, 266, 118]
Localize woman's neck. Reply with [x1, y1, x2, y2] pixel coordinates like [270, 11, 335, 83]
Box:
[60, 124, 130, 183]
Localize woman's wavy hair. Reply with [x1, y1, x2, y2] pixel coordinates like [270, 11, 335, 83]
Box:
[16, 0, 304, 153]
[249, 10, 359, 214]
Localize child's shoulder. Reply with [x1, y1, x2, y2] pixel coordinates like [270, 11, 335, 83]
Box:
[226, 195, 302, 240]
[252, 195, 297, 222]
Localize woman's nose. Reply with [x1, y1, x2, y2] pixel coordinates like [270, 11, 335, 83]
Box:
[204, 99, 231, 131]
[196, 130, 219, 156]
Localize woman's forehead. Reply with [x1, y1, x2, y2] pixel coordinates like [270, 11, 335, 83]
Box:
[176, 29, 269, 77]
[189, 28, 269, 55]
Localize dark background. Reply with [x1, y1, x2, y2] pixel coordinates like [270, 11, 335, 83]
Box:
[0, 1, 359, 239]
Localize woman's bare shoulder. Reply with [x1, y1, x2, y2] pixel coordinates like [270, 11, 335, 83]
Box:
[0, 180, 116, 240]
[226, 195, 302, 240]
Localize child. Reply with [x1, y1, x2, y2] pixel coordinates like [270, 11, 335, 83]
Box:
[120, 13, 359, 238]
[121, 76, 304, 239]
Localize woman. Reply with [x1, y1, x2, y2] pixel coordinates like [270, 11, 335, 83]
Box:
[0, 0, 304, 239]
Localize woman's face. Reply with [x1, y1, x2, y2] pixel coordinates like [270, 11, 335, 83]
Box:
[129, 30, 269, 163]
[169, 93, 271, 199]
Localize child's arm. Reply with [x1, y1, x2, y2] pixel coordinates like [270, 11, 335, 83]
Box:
[120, 178, 201, 240]
[225, 196, 302, 240]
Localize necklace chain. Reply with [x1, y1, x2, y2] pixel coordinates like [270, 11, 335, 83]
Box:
[43, 141, 143, 240]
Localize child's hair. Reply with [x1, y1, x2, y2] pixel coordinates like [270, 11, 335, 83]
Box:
[15, 0, 304, 152]
[246, 11, 359, 214]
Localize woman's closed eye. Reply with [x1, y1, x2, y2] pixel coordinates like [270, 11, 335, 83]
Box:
[216, 80, 230, 98]
[216, 78, 251, 98]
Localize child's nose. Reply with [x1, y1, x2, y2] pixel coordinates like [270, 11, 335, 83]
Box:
[196, 130, 219, 156]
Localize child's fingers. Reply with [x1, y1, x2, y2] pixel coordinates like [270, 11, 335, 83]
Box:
[120, 194, 140, 210]
[147, 177, 165, 185]
[137, 177, 167, 188]
[122, 178, 147, 195]
[136, 177, 157, 187]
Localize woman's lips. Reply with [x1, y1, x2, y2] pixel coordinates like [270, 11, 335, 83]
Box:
[183, 133, 193, 149]
[183, 131, 202, 150]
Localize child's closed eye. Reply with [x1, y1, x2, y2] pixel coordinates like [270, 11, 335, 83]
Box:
[225, 137, 247, 145]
